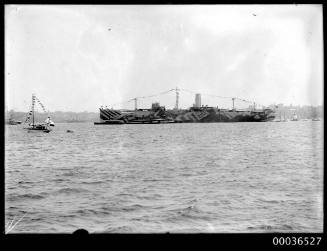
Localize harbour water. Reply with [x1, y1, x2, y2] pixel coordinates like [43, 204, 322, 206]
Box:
[5, 121, 323, 233]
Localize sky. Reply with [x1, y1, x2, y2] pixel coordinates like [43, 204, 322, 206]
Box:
[5, 5, 323, 112]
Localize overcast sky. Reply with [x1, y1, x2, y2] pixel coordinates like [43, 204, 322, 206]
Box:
[5, 5, 323, 112]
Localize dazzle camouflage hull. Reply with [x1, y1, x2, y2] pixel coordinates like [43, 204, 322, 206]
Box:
[95, 106, 275, 124]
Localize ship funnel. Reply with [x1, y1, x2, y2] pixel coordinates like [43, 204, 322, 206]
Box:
[195, 93, 201, 108]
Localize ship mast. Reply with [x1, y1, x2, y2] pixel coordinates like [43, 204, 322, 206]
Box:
[32, 94, 35, 128]
[175, 87, 180, 110]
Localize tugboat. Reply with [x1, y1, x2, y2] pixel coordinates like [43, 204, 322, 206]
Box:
[23, 94, 53, 133]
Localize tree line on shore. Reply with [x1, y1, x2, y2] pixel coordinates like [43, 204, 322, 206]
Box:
[272, 105, 323, 120]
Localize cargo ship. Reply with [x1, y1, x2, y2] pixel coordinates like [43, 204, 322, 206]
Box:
[94, 91, 275, 124]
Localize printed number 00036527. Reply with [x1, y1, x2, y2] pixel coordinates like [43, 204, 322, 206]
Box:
[272, 237, 321, 246]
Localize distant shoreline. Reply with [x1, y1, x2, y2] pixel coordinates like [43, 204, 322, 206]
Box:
[6, 105, 324, 123]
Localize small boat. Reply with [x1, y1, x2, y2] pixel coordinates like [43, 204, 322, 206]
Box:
[6, 109, 22, 125]
[7, 118, 22, 125]
[291, 113, 299, 121]
[27, 123, 51, 133]
[23, 94, 53, 133]
[312, 118, 321, 121]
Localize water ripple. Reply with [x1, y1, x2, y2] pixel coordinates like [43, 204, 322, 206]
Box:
[5, 121, 324, 233]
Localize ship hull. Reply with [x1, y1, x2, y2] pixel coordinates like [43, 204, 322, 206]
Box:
[170, 108, 274, 123]
[95, 107, 275, 124]
[24, 123, 52, 132]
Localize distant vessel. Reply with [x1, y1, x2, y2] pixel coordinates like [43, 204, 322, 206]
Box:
[291, 113, 299, 121]
[312, 118, 321, 121]
[5, 109, 22, 125]
[23, 94, 53, 133]
[6, 116, 22, 125]
[95, 92, 275, 125]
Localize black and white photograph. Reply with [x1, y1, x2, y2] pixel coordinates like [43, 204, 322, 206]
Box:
[4, 4, 323, 235]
